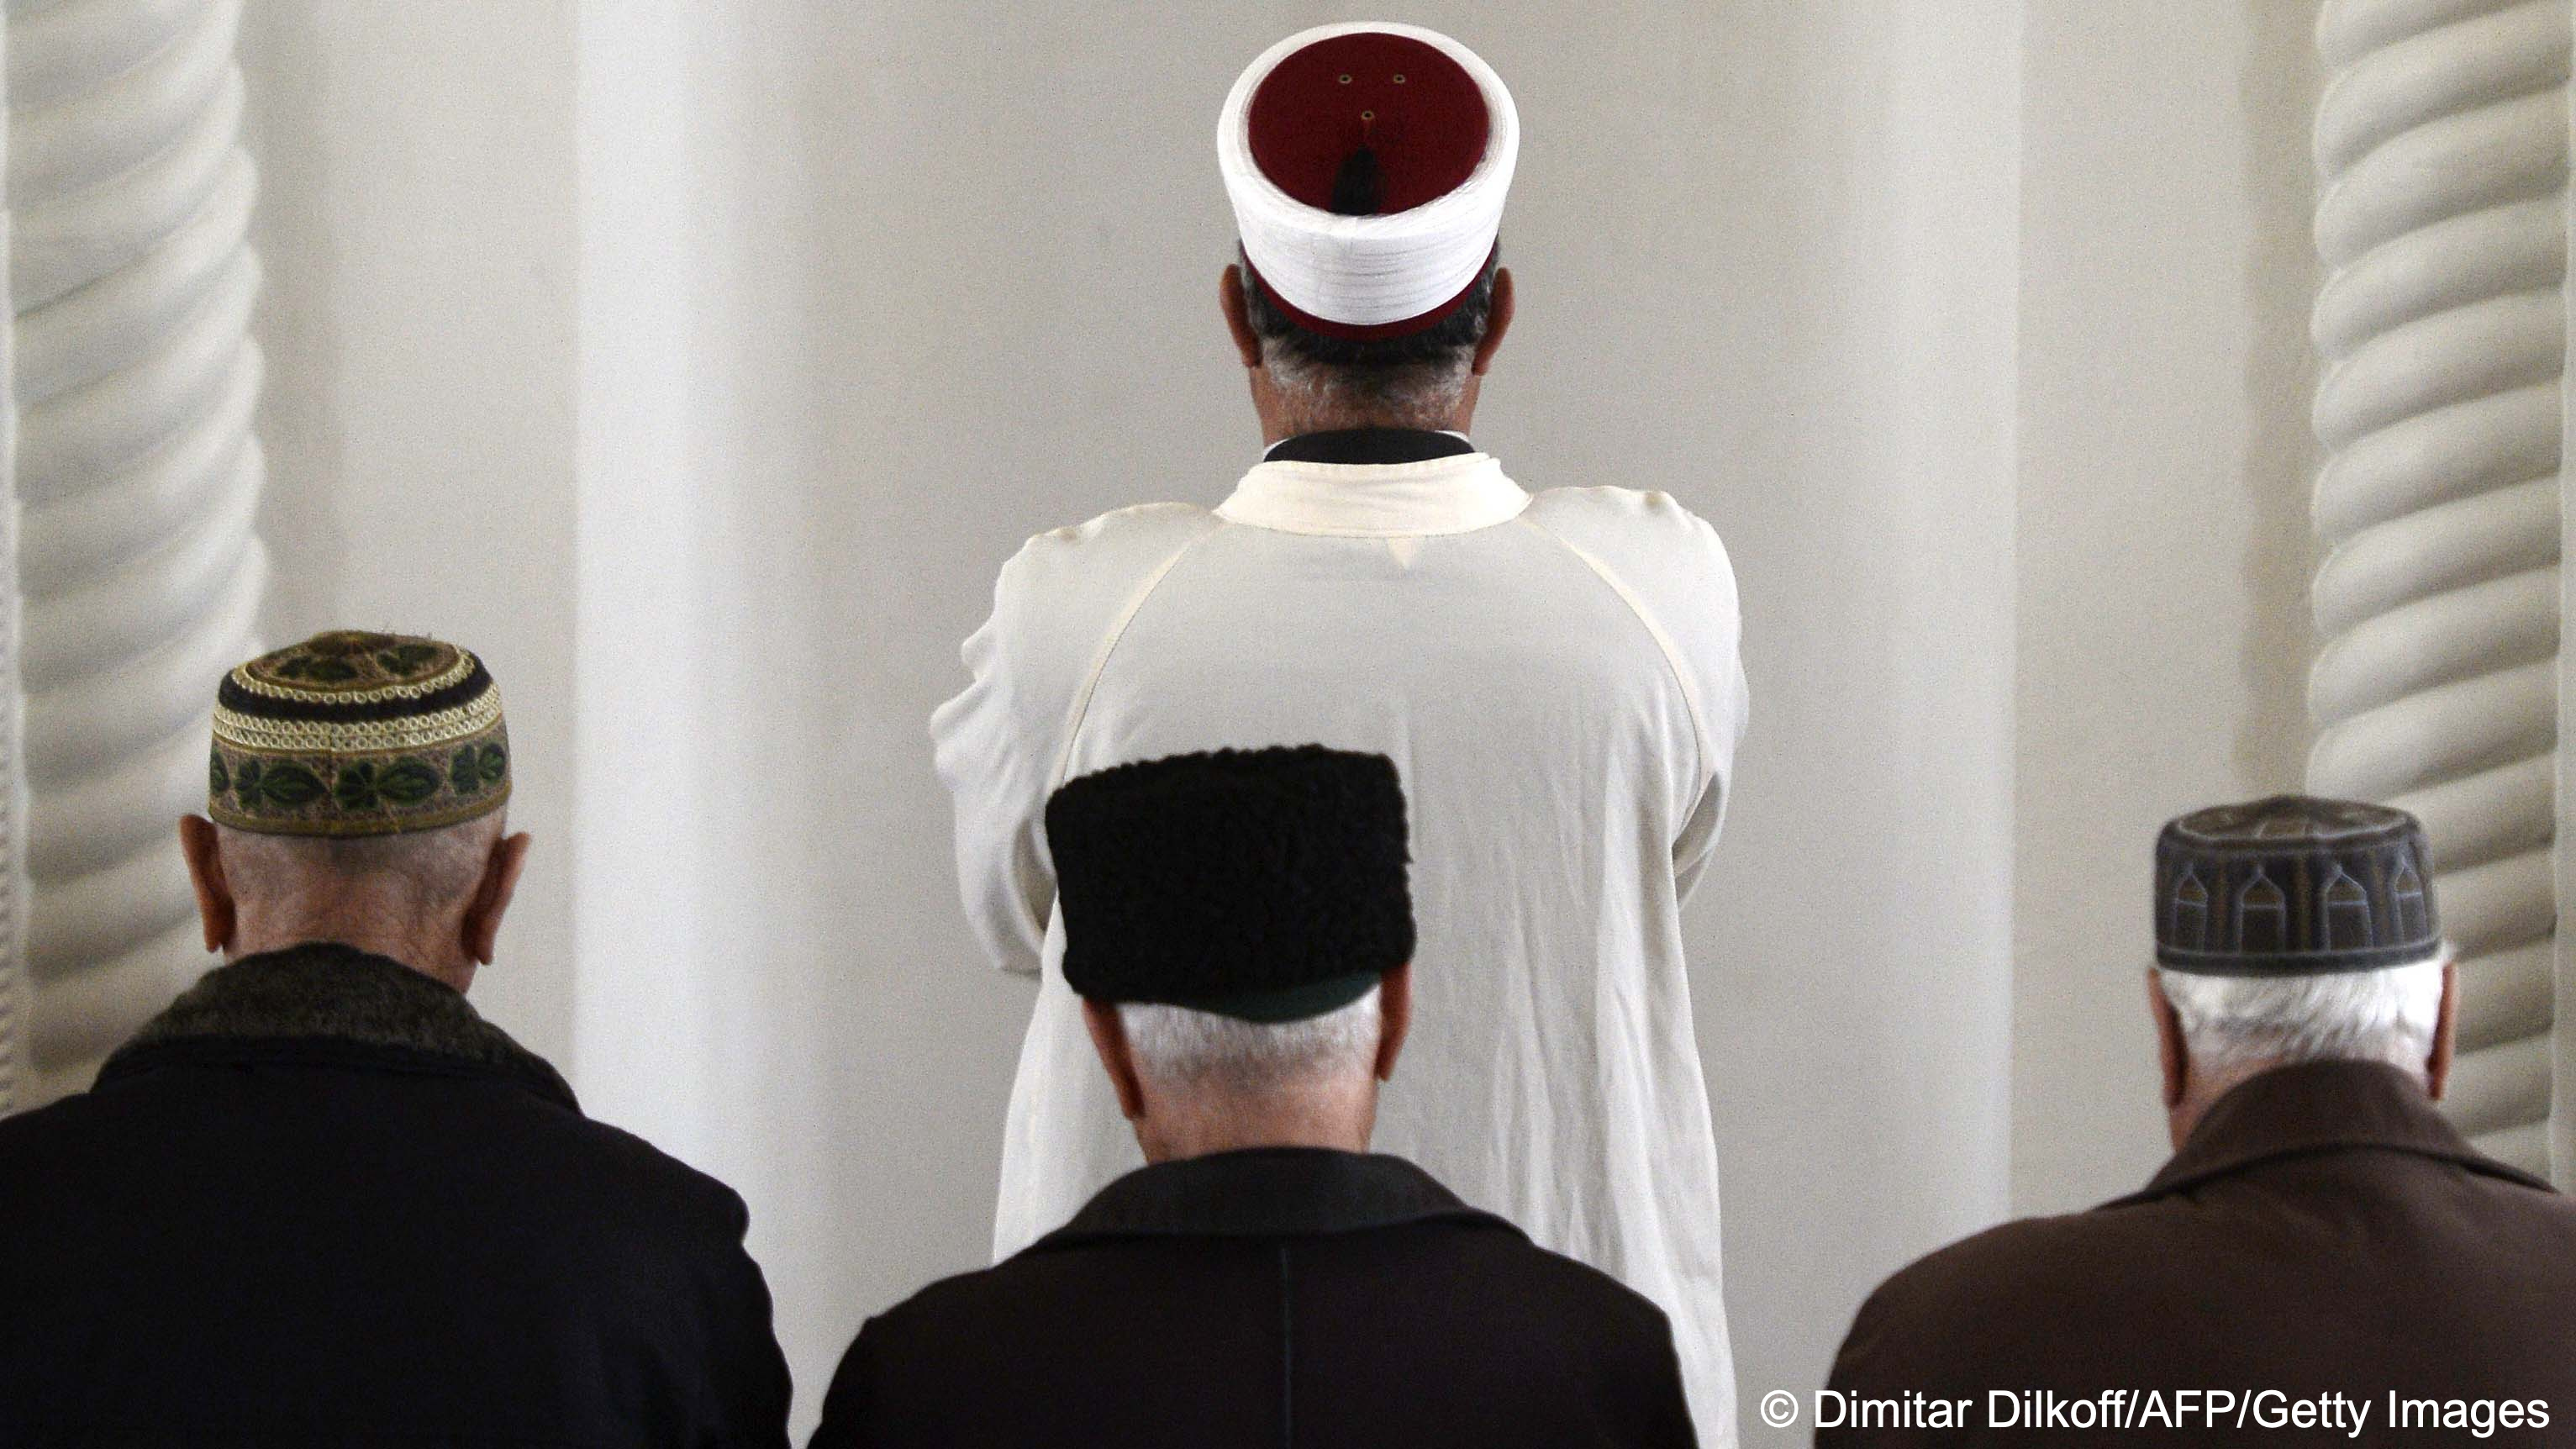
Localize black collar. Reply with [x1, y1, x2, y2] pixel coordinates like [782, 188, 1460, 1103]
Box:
[1030, 1147, 1514, 1251]
[2104, 1059, 2552, 1208]
[1261, 428, 1476, 466]
[95, 942, 578, 1112]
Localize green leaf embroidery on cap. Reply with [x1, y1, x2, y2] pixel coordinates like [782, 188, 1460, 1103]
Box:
[333, 762, 382, 810]
[378, 759, 443, 806]
[451, 742, 507, 795]
[274, 655, 361, 684]
[209, 752, 231, 797]
[376, 643, 441, 676]
[254, 761, 327, 809]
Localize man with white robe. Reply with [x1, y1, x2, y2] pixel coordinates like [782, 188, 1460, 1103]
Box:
[933, 22, 1749, 1441]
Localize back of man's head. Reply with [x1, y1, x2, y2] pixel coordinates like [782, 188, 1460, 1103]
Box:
[1239, 251, 1502, 426]
[1109, 983, 1393, 1157]
[182, 631, 530, 992]
[1046, 746, 1417, 1162]
[201, 815, 519, 982]
[1088, 974, 1409, 1163]
[2148, 795, 2453, 1143]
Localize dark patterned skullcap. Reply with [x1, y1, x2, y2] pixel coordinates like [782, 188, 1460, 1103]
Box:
[1045, 746, 1414, 1023]
[208, 631, 508, 837]
[2155, 795, 2440, 976]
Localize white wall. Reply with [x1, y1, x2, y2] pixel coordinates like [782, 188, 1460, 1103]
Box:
[1678, 0, 2021, 1426]
[2010, 0, 2319, 1214]
[238, 0, 580, 1061]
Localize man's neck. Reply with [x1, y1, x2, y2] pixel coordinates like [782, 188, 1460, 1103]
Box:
[1136, 1087, 1378, 1163]
[1257, 387, 1477, 444]
[2168, 1055, 2427, 1148]
[228, 924, 474, 994]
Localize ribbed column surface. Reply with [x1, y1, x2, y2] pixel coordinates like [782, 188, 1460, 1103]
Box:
[4, 0, 266, 1110]
[0, 187, 18, 1111]
[2308, 0, 2569, 1177]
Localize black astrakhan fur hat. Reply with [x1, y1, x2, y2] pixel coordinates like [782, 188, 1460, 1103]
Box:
[1044, 746, 1414, 1022]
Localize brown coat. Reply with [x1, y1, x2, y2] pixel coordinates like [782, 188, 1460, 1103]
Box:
[1821, 1061, 2576, 1446]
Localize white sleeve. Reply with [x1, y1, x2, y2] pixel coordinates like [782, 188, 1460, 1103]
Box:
[1670, 514, 1748, 904]
[1523, 488, 1749, 903]
[931, 545, 1058, 977]
[930, 504, 1220, 977]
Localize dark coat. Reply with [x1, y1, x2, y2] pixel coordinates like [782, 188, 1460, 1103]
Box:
[1821, 1060, 2576, 1446]
[0, 942, 792, 1448]
[809, 1146, 1698, 1448]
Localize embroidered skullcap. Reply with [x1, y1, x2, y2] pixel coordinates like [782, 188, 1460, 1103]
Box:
[2154, 795, 2440, 977]
[1046, 746, 1414, 1023]
[208, 631, 509, 837]
[1219, 22, 1517, 340]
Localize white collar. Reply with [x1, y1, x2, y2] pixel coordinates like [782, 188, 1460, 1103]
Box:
[1215, 453, 1529, 537]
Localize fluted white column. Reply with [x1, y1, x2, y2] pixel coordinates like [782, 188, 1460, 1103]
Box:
[2308, 0, 2570, 1178]
[3, 0, 266, 1110]
[2562, 33, 2576, 1185]
[1, 17, 24, 1114]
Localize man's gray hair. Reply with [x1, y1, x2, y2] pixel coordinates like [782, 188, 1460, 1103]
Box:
[1119, 986, 1382, 1093]
[1259, 343, 1472, 424]
[2156, 953, 2446, 1078]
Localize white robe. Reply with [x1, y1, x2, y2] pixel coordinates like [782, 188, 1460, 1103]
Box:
[933, 447, 1748, 1441]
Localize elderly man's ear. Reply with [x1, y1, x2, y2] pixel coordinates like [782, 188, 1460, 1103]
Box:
[2147, 972, 2186, 1111]
[177, 815, 234, 954]
[1374, 962, 1414, 1082]
[465, 832, 534, 967]
[1470, 268, 1515, 376]
[1082, 998, 1150, 1122]
[2425, 959, 2457, 1102]
[1221, 265, 1263, 370]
